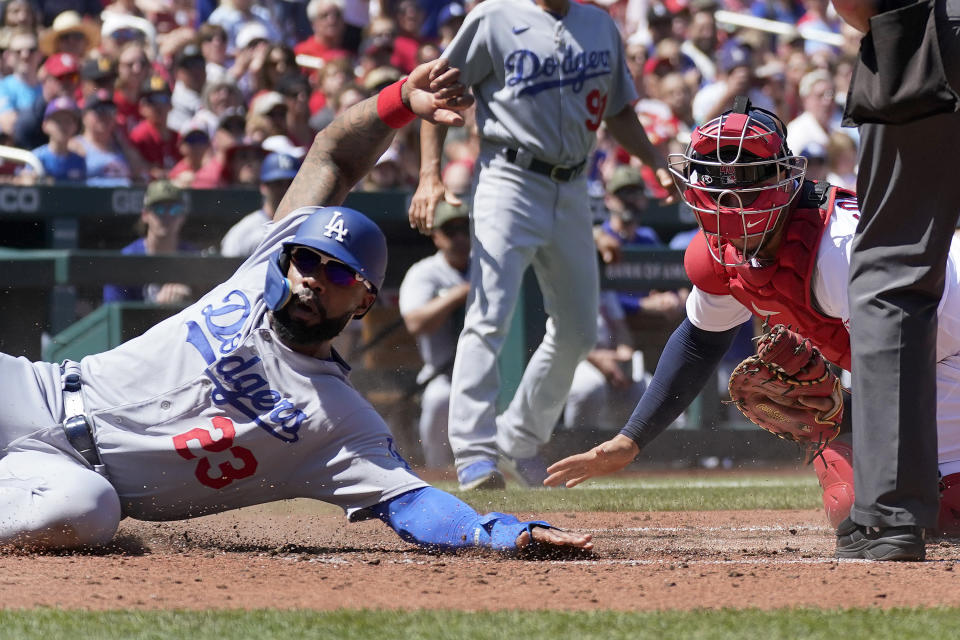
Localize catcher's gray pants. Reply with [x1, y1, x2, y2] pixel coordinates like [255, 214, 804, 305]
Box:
[848, 0, 960, 529]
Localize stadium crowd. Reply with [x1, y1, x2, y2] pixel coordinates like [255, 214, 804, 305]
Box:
[0, 0, 860, 195]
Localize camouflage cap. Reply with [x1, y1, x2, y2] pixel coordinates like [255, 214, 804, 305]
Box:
[143, 180, 184, 209]
[433, 200, 469, 230]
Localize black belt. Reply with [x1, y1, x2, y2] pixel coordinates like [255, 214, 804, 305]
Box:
[60, 362, 107, 476]
[503, 148, 585, 182]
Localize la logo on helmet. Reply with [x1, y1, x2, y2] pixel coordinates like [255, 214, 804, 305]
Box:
[323, 211, 350, 242]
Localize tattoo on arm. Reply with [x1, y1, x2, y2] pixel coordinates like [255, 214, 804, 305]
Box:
[274, 96, 396, 221]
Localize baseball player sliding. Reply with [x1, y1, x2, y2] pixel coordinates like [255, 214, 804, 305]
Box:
[545, 98, 960, 559]
[409, 0, 674, 490]
[0, 59, 591, 556]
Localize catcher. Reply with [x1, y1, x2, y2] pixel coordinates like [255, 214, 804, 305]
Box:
[545, 97, 960, 557]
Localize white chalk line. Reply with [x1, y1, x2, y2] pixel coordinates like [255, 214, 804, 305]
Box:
[586, 525, 831, 533]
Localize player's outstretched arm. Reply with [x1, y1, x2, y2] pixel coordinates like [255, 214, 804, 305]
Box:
[369, 486, 592, 555]
[274, 59, 472, 222]
[603, 105, 677, 204]
[544, 434, 640, 488]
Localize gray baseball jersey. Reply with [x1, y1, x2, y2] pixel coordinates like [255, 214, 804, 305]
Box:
[0, 210, 426, 538]
[442, 0, 637, 165]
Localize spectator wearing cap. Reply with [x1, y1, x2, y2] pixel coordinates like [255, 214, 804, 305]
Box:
[208, 0, 282, 58]
[130, 74, 180, 178]
[167, 42, 206, 133]
[168, 117, 210, 188]
[691, 38, 775, 124]
[194, 79, 246, 135]
[645, 2, 675, 48]
[436, 2, 465, 51]
[103, 179, 196, 305]
[786, 68, 840, 158]
[99, 13, 155, 60]
[362, 65, 401, 94]
[220, 151, 300, 257]
[12, 50, 79, 149]
[275, 73, 313, 147]
[23, 96, 85, 183]
[0, 30, 42, 137]
[222, 137, 265, 187]
[249, 90, 289, 139]
[74, 88, 140, 186]
[295, 0, 350, 65]
[80, 56, 118, 98]
[189, 108, 247, 188]
[800, 141, 828, 182]
[198, 23, 229, 85]
[230, 21, 273, 96]
[39, 10, 98, 59]
[390, 0, 424, 74]
[114, 40, 152, 135]
[398, 199, 472, 468]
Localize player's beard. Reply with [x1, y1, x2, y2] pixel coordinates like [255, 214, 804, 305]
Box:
[269, 293, 354, 349]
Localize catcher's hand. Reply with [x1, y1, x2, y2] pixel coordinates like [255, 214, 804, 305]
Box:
[727, 324, 843, 453]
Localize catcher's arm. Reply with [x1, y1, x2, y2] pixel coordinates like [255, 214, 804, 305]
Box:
[275, 58, 471, 221]
[545, 319, 738, 488]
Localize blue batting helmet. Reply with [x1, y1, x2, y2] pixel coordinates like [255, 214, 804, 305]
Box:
[264, 206, 388, 311]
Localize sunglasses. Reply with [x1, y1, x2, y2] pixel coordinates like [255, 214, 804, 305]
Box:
[146, 93, 172, 105]
[288, 246, 373, 291]
[150, 202, 185, 217]
[183, 131, 209, 145]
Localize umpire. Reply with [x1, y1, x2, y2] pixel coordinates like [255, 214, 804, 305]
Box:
[833, 0, 960, 560]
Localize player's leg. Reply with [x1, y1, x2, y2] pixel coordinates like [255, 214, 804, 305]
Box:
[0, 450, 121, 550]
[447, 153, 540, 487]
[496, 178, 598, 466]
[418, 375, 453, 469]
[845, 0, 960, 539]
[0, 354, 66, 451]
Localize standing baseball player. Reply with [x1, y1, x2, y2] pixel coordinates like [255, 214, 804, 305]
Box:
[408, 0, 674, 490]
[544, 99, 960, 558]
[0, 59, 591, 556]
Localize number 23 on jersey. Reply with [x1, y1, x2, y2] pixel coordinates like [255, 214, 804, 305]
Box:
[173, 416, 259, 489]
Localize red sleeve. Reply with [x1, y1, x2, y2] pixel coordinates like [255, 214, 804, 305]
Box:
[684, 231, 729, 296]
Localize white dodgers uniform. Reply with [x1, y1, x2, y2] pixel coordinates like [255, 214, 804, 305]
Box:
[442, 0, 638, 467]
[686, 193, 960, 477]
[0, 210, 427, 547]
[398, 252, 467, 468]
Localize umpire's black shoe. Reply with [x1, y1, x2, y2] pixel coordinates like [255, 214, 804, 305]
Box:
[835, 517, 926, 561]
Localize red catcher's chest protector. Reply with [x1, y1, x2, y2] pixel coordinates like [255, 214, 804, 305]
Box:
[684, 181, 852, 370]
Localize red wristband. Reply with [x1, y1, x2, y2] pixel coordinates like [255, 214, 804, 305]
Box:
[377, 77, 416, 129]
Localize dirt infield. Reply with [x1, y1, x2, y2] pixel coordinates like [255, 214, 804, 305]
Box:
[4, 502, 960, 611]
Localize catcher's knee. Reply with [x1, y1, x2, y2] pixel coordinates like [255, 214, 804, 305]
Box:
[938, 473, 960, 536]
[813, 437, 854, 529]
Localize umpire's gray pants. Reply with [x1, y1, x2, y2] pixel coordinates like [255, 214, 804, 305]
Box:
[848, 0, 960, 528]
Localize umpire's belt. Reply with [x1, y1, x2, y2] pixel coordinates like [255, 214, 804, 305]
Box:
[503, 148, 585, 182]
[60, 362, 107, 477]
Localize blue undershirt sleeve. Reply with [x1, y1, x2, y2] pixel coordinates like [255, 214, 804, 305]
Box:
[369, 487, 549, 552]
[619, 318, 739, 450]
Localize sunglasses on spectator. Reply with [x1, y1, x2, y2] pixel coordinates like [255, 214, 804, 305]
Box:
[288, 246, 373, 291]
[12, 46, 37, 55]
[56, 72, 80, 84]
[58, 32, 88, 42]
[150, 202, 186, 217]
[111, 28, 144, 43]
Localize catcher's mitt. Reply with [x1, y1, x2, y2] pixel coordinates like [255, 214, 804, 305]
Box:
[728, 324, 843, 453]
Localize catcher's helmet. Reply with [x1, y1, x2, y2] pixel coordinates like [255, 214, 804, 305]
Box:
[264, 206, 387, 315]
[668, 96, 807, 266]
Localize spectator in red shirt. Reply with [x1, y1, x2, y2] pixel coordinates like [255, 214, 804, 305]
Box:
[114, 40, 151, 136]
[168, 117, 210, 188]
[391, 0, 425, 74]
[189, 108, 246, 188]
[130, 74, 181, 179]
[294, 0, 351, 65]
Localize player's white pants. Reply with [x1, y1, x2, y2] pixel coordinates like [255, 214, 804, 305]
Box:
[0, 450, 121, 549]
[448, 147, 598, 466]
[935, 354, 960, 476]
[418, 374, 453, 468]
